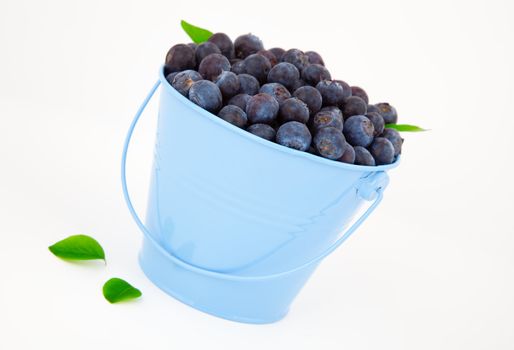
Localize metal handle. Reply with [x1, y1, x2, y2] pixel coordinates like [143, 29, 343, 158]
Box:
[121, 80, 388, 280]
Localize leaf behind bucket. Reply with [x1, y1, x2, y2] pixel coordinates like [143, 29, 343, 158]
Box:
[181, 20, 213, 43]
[48, 234, 105, 262]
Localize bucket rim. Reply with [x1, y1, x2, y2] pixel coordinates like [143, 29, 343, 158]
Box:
[159, 66, 400, 172]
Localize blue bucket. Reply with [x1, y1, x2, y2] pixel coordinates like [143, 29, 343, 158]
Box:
[121, 67, 399, 323]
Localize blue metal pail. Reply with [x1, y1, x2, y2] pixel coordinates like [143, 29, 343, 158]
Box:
[121, 67, 398, 323]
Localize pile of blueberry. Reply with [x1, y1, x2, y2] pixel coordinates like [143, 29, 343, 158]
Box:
[164, 32, 403, 166]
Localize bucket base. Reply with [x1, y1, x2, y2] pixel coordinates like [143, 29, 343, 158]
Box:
[138, 236, 317, 324]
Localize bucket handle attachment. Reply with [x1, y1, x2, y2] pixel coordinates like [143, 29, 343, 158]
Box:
[121, 80, 388, 281]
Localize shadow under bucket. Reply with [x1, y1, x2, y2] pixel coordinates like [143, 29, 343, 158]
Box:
[121, 67, 399, 323]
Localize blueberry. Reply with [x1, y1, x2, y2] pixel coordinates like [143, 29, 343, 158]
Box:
[301, 64, 331, 86]
[316, 80, 345, 106]
[338, 143, 355, 164]
[269, 47, 286, 61]
[243, 53, 272, 83]
[208, 32, 234, 59]
[290, 79, 307, 92]
[375, 102, 398, 124]
[279, 98, 310, 124]
[195, 42, 221, 65]
[238, 73, 260, 95]
[165, 72, 179, 84]
[188, 80, 222, 113]
[369, 137, 395, 165]
[187, 43, 198, 51]
[293, 86, 322, 115]
[259, 83, 291, 105]
[380, 128, 403, 156]
[198, 53, 231, 81]
[342, 96, 367, 118]
[354, 146, 375, 166]
[365, 112, 385, 136]
[267, 62, 300, 90]
[350, 86, 369, 104]
[214, 71, 240, 99]
[312, 109, 344, 132]
[257, 50, 278, 66]
[333, 79, 352, 100]
[165, 44, 196, 72]
[305, 51, 325, 66]
[343, 115, 374, 147]
[276, 121, 312, 151]
[366, 104, 380, 114]
[228, 93, 251, 111]
[282, 49, 310, 71]
[313, 127, 346, 159]
[231, 59, 246, 74]
[247, 123, 276, 141]
[246, 93, 279, 124]
[171, 70, 202, 96]
[234, 33, 264, 59]
[320, 106, 343, 119]
[218, 105, 247, 128]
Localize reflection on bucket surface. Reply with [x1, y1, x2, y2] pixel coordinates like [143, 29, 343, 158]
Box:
[121, 67, 398, 323]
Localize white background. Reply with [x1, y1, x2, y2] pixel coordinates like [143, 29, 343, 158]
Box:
[1, 0, 513, 349]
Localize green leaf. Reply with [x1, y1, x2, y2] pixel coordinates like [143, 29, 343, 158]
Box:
[180, 20, 213, 43]
[385, 124, 428, 132]
[49, 234, 105, 262]
[103, 278, 142, 303]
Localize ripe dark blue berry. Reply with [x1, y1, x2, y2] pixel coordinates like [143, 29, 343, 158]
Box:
[301, 64, 331, 86]
[267, 62, 300, 90]
[171, 70, 202, 96]
[279, 98, 310, 124]
[243, 53, 272, 83]
[369, 137, 395, 165]
[269, 47, 286, 62]
[198, 53, 231, 81]
[214, 71, 240, 99]
[246, 93, 279, 124]
[380, 128, 403, 156]
[247, 123, 276, 141]
[238, 74, 260, 95]
[290, 79, 307, 92]
[305, 51, 324, 66]
[195, 42, 221, 65]
[165, 44, 196, 72]
[313, 127, 346, 159]
[343, 115, 374, 147]
[365, 112, 385, 136]
[312, 109, 344, 131]
[338, 143, 355, 164]
[234, 34, 264, 59]
[231, 59, 246, 74]
[320, 106, 343, 119]
[165, 72, 179, 84]
[282, 49, 310, 71]
[228, 93, 251, 111]
[276, 121, 312, 151]
[342, 96, 367, 118]
[350, 86, 369, 104]
[293, 86, 322, 115]
[218, 105, 247, 128]
[375, 102, 398, 124]
[354, 146, 375, 166]
[257, 50, 278, 66]
[366, 104, 380, 114]
[188, 80, 222, 113]
[208, 32, 234, 59]
[259, 83, 291, 105]
[333, 79, 352, 101]
[316, 80, 345, 106]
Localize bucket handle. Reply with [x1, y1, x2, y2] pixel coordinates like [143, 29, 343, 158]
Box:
[121, 80, 388, 281]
